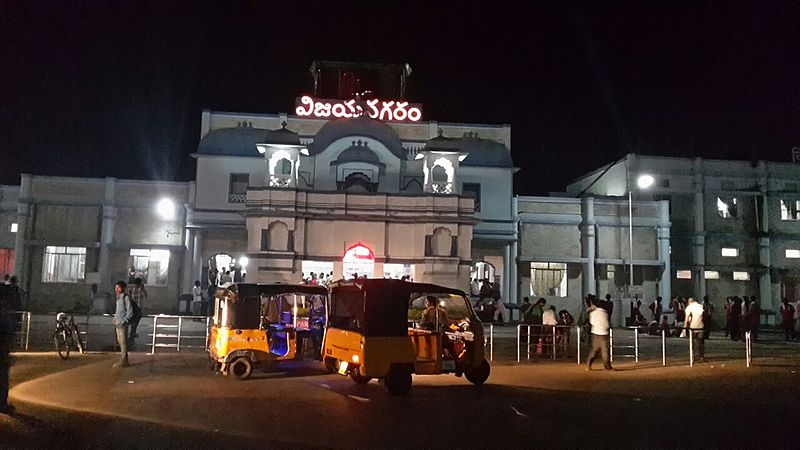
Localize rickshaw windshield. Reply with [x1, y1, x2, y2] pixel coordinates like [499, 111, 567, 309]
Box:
[328, 286, 365, 332]
[408, 293, 473, 330]
[260, 292, 326, 330]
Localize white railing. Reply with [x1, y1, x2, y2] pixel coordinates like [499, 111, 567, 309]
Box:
[14, 311, 32, 351]
[482, 324, 494, 362]
[149, 315, 211, 354]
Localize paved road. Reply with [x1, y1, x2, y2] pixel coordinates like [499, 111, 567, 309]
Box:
[3, 349, 800, 449]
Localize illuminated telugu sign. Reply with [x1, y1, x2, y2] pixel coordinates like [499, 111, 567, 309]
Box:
[295, 96, 423, 122]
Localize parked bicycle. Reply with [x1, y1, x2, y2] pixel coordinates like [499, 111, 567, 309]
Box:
[53, 312, 85, 359]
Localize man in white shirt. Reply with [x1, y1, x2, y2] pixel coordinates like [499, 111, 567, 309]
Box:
[586, 295, 614, 371]
[684, 296, 706, 362]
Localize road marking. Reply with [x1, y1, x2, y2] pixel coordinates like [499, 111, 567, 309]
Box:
[509, 405, 528, 417]
[319, 383, 331, 389]
[346, 394, 370, 403]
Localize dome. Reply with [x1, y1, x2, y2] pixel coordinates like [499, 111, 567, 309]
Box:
[264, 123, 302, 146]
[331, 141, 386, 169]
[197, 127, 267, 156]
[424, 132, 513, 168]
[308, 117, 405, 160]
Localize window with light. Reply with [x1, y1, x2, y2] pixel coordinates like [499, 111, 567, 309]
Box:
[530, 262, 567, 297]
[129, 249, 170, 286]
[42, 246, 86, 283]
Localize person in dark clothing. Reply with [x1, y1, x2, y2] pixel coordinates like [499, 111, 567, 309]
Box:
[729, 297, 742, 341]
[779, 298, 796, 341]
[0, 282, 22, 414]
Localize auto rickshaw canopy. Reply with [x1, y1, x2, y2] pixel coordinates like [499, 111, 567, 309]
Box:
[328, 279, 473, 337]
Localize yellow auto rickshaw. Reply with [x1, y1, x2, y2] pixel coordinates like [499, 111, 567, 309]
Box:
[322, 279, 490, 396]
[208, 283, 328, 380]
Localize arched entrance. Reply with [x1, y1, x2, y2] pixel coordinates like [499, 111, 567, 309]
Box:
[207, 253, 248, 285]
[343, 243, 375, 279]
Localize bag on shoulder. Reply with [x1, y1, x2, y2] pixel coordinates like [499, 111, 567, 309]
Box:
[129, 296, 142, 320]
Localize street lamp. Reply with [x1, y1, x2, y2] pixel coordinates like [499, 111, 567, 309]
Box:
[628, 174, 654, 299]
[156, 198, 175, 220]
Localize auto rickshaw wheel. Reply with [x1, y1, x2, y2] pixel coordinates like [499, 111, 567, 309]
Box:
[323, 356, 337, 373]
[465, 358, 491, 385]
[229, 357, 253, 380]
[384, 366, 412, 396]
[350, 372, 372, 384]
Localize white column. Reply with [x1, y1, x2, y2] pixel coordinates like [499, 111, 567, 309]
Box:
[509, 239, 518, 305]
[182, 222, 195, 293]
[12, 174, 32, 284]
[192, 229, 204, 284]
[581, 196, 596, 297]
[97, 178, 117, 294]
[502, 243, 511, 304]
[657, 200, 671, 302]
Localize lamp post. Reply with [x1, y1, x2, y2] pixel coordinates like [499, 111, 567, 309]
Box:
[628, 174, 654, 300]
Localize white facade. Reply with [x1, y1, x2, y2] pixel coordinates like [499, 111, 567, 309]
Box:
[567, 153, 800, 323]
[515, 195, 670, 326]
[188, 110, 517, 298]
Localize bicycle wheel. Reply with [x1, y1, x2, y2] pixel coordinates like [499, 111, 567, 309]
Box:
[71, 324, 85, 354]
[54, 329, 70, 360]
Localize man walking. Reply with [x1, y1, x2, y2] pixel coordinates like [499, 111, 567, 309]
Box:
[685, 297, 706, 363]
[586, 295, 614, 371]
[113, 281, 134, 368]
[0, 282, 21, 414]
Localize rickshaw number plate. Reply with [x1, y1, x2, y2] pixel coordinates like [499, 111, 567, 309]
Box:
[442, 360, 456, 371]
[338, 361, 349, 375]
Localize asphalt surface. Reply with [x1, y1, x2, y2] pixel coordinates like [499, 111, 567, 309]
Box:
[3, 345, 800, 449]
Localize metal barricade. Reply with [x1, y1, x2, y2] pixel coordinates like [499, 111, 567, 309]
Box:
[517, 324, 572, 362]
[482, 324, 494, 362]
[609, 327, 640, 363]
[149, 315, 211, 354]
[14, 311, 32, 351]
[745, 330, 752, 368]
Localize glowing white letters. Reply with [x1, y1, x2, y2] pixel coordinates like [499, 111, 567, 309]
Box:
[295, 96, 423, 122]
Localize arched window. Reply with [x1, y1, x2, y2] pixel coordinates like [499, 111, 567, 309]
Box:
[268, 221, 289, 251]
[343, 172, 374, 192]
[278, 158, 292, 175]
[431, 165, 448, 183]
[431, 227, 452, 256]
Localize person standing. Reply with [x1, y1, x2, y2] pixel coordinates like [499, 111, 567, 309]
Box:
[729, 297, 742, 341]
[127, 278, 146, 345]
[0, 282, 21, 414]
[220, 270, 233, 285]
[191, 280, 203, 316]
[542, 305, 558, 356]
[748, 296, 761, 341]
[684, 297, 706, 363]
[493, 296, 510, 325]
[586, 296, 614, 371]
[112, 281, 134, 368]
[779, 298, 796, 341]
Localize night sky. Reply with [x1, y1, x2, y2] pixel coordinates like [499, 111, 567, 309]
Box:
[1, 1, 799, 195]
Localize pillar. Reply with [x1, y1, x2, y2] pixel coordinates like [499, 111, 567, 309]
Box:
[182, 215, 195, 293]
[757, 162, 773, 315]
[581, 196, 596, 297]
[502, 243, 511, 304]
[692, 159, 706, 300]
[97, 178, 117, 294]
[509, 239, 518, 305]
[657, 200, 671, 302]
[192, 229, 204, 284]
[12, 174, 32, 286]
